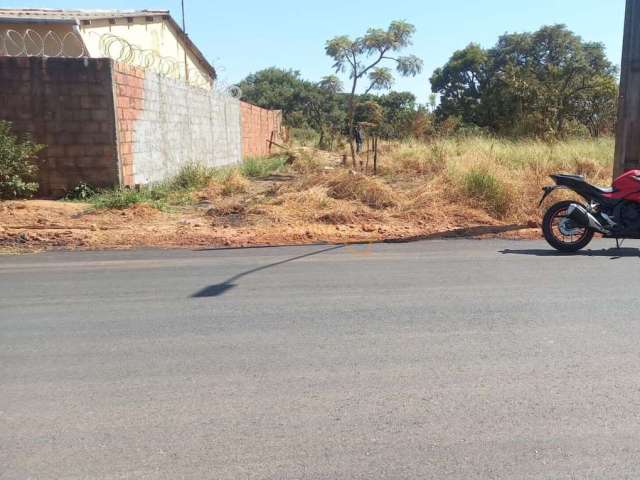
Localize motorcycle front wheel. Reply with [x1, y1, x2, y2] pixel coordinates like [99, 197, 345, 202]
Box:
[542, 200, 594, 253]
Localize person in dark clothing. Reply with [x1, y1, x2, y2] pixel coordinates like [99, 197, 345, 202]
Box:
[353, 125, 364, 153]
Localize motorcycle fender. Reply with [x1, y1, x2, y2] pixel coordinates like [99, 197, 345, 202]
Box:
[538, 185, 567, 207]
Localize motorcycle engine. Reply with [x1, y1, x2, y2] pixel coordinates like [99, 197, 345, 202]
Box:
[616, 202, 640, 230]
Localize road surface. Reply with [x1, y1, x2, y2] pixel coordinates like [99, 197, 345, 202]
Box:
[3, 239, 640, 479]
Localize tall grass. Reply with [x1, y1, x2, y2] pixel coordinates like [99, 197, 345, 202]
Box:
[462, 167, 512, 217]
[381, 136, 614, 221]
[84, 156, 289, 210]
[241, 155, 287, 178]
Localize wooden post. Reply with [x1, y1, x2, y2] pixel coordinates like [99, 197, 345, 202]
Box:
[614, 0, 640, 177]
[268, 130, 275, 154]
[373, 136, 378, 175]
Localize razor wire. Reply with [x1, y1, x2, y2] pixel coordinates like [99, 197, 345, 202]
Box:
[0, 29, 87, 57]
[98, 33, 240, 94]
[0, 29, 240, 96]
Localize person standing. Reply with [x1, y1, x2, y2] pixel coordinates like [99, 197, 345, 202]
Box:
[353, 125, 364, 153]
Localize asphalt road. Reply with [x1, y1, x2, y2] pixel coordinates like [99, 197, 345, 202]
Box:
[3, 239, 640, 479]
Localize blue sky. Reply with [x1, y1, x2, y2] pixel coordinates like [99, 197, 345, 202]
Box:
[13, 0, 626, 102]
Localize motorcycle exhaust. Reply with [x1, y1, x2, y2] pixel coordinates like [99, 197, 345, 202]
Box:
[566, 204, 608, 233]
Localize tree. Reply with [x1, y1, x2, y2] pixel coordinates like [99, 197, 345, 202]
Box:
[376, 91, 418, 139]
[430, 25, 619, 137]
[238, 68, 310, 128]
[299, 79, 347, 149]
[0, 121, 41, 199]
[430, 43, 487, 125]
[238, 68, 348, 149]
[325, 20, 423, 165]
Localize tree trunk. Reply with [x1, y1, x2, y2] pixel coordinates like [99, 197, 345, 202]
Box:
[347, 77, 358, 168]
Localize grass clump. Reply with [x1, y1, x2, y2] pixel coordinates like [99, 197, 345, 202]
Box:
[290, 151, 324, 174]
[461, 167, 512, 217]
[167, 163, 217, 190]
[90, 188, 154, 210]
[221, 170, 249, 196]
[325, 171, 397, 209]
[241, 155, 287, 178]
[88, 163, 224, 210]
[384, 140, 448, 176]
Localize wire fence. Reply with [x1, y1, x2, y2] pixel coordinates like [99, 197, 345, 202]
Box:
[0, 29, 240, 96]
[0, 29, 87, 57]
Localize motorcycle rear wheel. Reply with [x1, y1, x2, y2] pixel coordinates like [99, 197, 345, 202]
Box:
[542, 200, 594, 253]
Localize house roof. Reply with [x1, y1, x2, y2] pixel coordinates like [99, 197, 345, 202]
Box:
[0, 8, 216, 79]
[0, 8, 170, 22]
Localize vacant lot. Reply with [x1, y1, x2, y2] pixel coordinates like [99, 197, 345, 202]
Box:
[0, 137, 613, 252]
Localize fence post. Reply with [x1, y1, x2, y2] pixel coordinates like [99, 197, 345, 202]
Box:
[614, 0, 640, 177]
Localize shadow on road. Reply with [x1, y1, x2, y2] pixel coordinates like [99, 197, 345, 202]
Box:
[386, 224, 530, 243]
[500, 247, 640, 259]
[191, 245, 344, 298]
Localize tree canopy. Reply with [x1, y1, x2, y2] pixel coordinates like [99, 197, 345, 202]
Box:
[325, 20, 423, 161]
[431, 25, 619, 137]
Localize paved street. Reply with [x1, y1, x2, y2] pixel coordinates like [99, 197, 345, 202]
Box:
[3, 239, 640, 479]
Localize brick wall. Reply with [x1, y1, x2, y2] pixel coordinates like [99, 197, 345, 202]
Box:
[112, 63, 146, 186]
[113, 62, 242, 184]
[240, 102, 283, 158]
[0, 57, 118, 196]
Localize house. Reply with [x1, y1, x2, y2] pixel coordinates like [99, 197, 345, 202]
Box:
[0, 8, 215, 89]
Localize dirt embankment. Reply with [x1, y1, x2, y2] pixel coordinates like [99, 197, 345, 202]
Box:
[9, 136, 603, 254]
[0, 187, 538, 255]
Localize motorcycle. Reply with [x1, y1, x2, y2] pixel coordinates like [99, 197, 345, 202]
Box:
[540, 170, 640, 252]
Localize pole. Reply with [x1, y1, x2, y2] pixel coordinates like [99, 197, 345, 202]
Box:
[614, 0, 640, 177]
[181, 0, 186, 32]
[373, 136, 378, 175]
[180, 0, 189, 83]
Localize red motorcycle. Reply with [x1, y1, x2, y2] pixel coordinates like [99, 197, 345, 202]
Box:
[540, 170, 640, 252]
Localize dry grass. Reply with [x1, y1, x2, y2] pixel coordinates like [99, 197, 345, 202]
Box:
[167, 137, 614, 233]
[220, 170, 250, 196]
[379, 136, 613, 222]
[3, 137, 617, 252]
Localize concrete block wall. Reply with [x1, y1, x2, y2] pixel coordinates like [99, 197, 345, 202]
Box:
[113, 62, 242, 185]
[241, 102, 283, 158]
[0, 57, 276, 195]
[0, 57, 119, 196]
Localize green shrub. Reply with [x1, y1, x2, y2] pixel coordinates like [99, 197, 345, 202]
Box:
[167, 163, 216, 190]
[290, 128, 320, 146]
[291, 151, 323, 174]
[89, 188, 152, 210]
[0, 121, 43, 199]
[462, 167, 511, 217]
[65, 182, 96, 200]
[241, 155, 287, 178]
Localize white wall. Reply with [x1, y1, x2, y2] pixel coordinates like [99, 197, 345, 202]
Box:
[129, 71, 241, 184]
[80, 17, 212, 89]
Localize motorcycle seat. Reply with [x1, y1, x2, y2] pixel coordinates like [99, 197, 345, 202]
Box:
[554, 174, 614, 193]
[556, 174, 585, 181]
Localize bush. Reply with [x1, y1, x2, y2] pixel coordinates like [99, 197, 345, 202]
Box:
[221, 170, 249, 196]
[0, 121, 43, 199]
[90, 188, 153, 210]
[65, 182, 96, 200]
[241, 155, 287, 178]
[290, 151, 324, 174]
[290, 128, 320, 146]
[168, 163, 216, 190]
[462, 167, 512, 217]
[324, 171, 396, 209]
